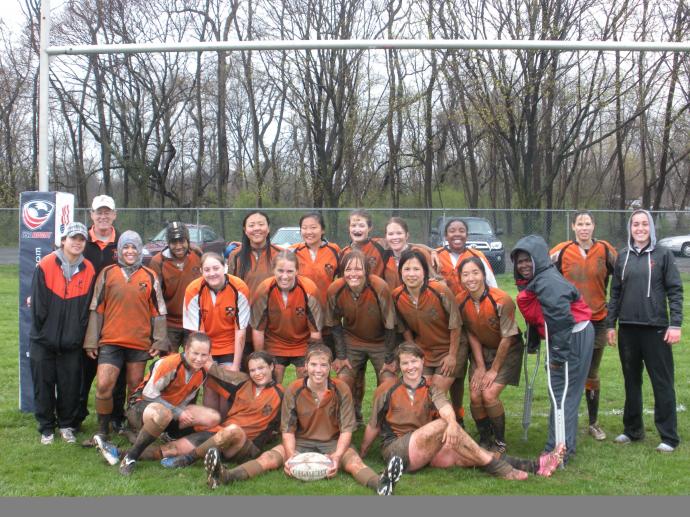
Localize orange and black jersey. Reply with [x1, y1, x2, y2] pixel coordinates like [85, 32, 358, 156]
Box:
[435, 247, 496, 297]
[456, 287, 519, 350]
[183, 274, 250, 357]
[382, 245, 433, 291]
[227, 243, 283, 299]
[326, 275, 395, 348]
[148, 249, 202, 329]
[369, 377, 449, 447]
[88, 264, 167, 351]
[135, 352, 207, 409]
[281, 376, 356, 442]
[30, 252, 96, 352]
[204, 364, 284, 443]
[392, 279, 462, 366]
[251, 276, 323, 357]
[550, 239, 617, 322]
[290, 240, 341, 307]
[340, 238, 387, 278]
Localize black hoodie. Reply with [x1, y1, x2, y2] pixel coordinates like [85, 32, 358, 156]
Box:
[511, 235, 589, 365]
[606, 210, 683, 329]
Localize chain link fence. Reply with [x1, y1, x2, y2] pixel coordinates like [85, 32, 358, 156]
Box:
[3, 206, 689, 254]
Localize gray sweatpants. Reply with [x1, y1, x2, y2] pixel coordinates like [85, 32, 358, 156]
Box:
[545, 322, 594, 462]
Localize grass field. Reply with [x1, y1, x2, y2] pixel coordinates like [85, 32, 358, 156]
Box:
[0, 264, 688, 496]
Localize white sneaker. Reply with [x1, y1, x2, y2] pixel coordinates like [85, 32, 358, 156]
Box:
[656, 443, 675, 453]
[59, 427, 77, 444]
[588, 423, 607, 441]
[613, 434, 632, 444]
[40, 433, 54, 445]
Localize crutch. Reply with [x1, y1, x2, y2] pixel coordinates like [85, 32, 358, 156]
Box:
[521, 326, 541, 441]
[544, 322, 568, 451]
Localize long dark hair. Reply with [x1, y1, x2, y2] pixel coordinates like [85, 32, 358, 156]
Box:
[398, 249, 430, 287]
[238, 211, 271, 279]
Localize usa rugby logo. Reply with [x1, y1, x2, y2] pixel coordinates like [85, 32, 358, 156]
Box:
[22, 201, 55, 230]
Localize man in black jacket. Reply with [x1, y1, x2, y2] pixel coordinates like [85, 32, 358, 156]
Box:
[77, 195, 128, 435]
[607, 209, 683, 452]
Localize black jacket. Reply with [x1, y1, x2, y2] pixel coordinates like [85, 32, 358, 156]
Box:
[30, 252, 96, 353]
[83, 226, 120, 275]
[606, 210, 683, 329]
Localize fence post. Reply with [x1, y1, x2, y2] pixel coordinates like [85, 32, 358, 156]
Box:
[565, 211, 570, 242]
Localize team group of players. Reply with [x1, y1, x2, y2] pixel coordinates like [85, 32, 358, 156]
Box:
[29, 194, 683, 495]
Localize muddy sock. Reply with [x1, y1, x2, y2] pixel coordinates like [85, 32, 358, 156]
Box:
[127, 430, 157, 461]
[502, 455, 537, 474]
[95, 396, 113, 436]
[482, 457, 513, 477]
[486, 402, 506, 446]
[222, 459, 263, 483]
[352, 466, 379, 490]
[586, 389, 600, 426]
[194, 435, 221, 459]
[474, 417, 494, 448]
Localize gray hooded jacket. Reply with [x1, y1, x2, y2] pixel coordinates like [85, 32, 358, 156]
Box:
[606, 210, 683, 329]
[512, 235, 584, 364]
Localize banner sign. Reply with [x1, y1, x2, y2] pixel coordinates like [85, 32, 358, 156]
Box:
[18, 191, 74, 412]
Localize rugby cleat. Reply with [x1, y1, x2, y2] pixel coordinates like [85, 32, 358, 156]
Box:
[161, 454, 197, 469]
[205, 448, 223, 490]
[377, 455, 404, 496]
[119, 456, 136, 476]
[94, 434, 120, 466]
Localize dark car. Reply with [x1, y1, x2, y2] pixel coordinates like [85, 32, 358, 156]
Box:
[428, 216, 506, 273]
[141, 224, 226, 264]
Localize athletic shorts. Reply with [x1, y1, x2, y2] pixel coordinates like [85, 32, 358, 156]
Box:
[125, 400, 191, 438]
[295, 437, 338, 455]
[212, 353, 234, 367]
[423, 361, 465, 379]
[381, 433, 412, 469]
[98, 344, 151, 368]
[468, 342, 523, 386]
[340, 345, 387, 378]
[273, 355, 306, 368]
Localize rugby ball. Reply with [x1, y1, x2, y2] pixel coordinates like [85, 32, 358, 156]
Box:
[287, 452, 334, 481]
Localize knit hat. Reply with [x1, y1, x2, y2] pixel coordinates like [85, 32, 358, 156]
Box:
[117, 230, 143, 268]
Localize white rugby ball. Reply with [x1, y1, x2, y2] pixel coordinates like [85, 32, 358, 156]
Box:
[287, 452, 334, 481]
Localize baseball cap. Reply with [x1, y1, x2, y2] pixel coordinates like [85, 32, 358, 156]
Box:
[63, 221, 88, 239]
[91, 195, 116, 211]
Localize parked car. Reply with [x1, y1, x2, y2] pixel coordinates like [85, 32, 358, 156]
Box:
[271, 226, 302, 248]
[428, 216, 506, 273]
[657, 233, 690, 258]
[141, 224, 226, 264]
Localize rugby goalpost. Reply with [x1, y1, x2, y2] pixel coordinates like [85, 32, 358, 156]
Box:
[37, 0, 690, 192]
[18, 0, 688, 412]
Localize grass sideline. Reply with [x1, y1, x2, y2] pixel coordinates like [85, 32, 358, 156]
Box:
[0, 264, 687, 496]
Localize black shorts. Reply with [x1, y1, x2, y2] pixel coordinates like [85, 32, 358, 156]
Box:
[273, 355, 305, 368]
[98, 345, 151, 369]
[381, 433, 412, 470]
[212, 353, 235, 366]
[126, 400, 194, 439]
